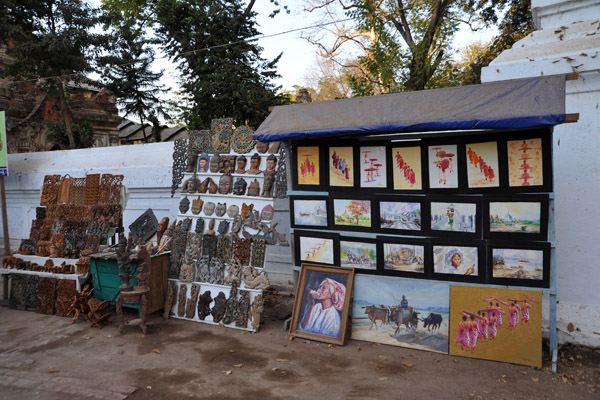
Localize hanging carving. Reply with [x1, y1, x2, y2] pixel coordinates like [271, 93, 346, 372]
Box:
[209, 154, 220, 173]
[98, 174, 124, 205]
[201, 234, 217, 257]
[231, 215, 243, 235]
[36, 277, 57, 315]
[182, 172, 200, 193]
[233, 237, 252, 266]
[169, 231, 188, 277]
[209, 118, 233, 153]
[250, 238, 266, 268]
[179, 262, 195, 283]
[260, 205, 275, 221]
[179, 196, 190, 214]
[196, 255, 211, 282]
[163, 280, 177, 319]
[191, 197, 204, 215]
[242, 266, 270, 290]
[275, 145, 288, 199]
[217, 234, 232, 260]
[185, 232, 203, 262]
[177, 283, 187, 317]
[69, 177, 87, 205]
[186, 283, 201, 319]
[217, 220, 230, 235]
[256, 141, 269, 154]
[195, 218, 204, 234]
[171, 139, 188, 197]
[197, 290, 212, 320]
[198, 152, 210, 173]
[218, 174, 233, 194]
[233, 178, 247, 196]
[189, 130, 211, 154]
[241, 212, 288, 246]
[208, 178, 218, 194]
[40, 175, 62, 206]
[241, 203, 254, 218]
[236, 290, 250, 328]
[247, 179, 260, 197]
[209, 257, 225, 285]
[203, 201, 215, 216]
[83, 173, 101, 206]
[215, 202, 227, 217]
[225, 258, 243, 286]
[219, 155, 237, 174]
[231, 126, 256, 154]
[181, 217, 193, 232]
[211, 292, 227, 322]
[128, 208, 159, 243]
[222, 281, 239, 325]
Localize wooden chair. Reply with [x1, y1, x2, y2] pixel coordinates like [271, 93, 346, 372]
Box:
[116, 247, 151, 334]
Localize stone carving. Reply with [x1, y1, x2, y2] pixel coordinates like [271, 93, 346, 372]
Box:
[196, 255, 211, 282]
[247, 179, 260, 197]
[211, 292, 227, 322]
[247, 153, 262, 175]
[236, 290, 250, 328]
[242, 266, 270, 290]
[197, 290, 212, 320]
[163, 280, 176, 319]
[177, 283, 187, 317]
[225, 258, 243, 286]
[210, 118, 233, 153]
[179, 196, 190, 214]
[250, 238, 266, 268]
[218, 173, 233, 194]
[156, 217, 170, 245]
[195, 218, 204, 234]
[182, 171, 200, 193]
[231, 126, 256, 154]
[241, 203, 254, 218]
[268, 141, 281, 154]
[186, 283, 201, 319]
[233, 178, 247, 196]
[171, 139, 187, 197]
[205, 219, 216, 235]
[179, 262, 195, 282]
[250, 294, 264, 331]
[233, 237, 252, 266]
[203, 202, 215, 216]
[275, 146, 288, 199]
[227, 204, 239, 218]
[185, 232, 203, 262]
[260, 205, 275, 221]
[181, 218, 192, 232]
[191, 197, 204, 215]
[256, 140, 269, 154]
[215, 202, 227, 217]
[261, 173, 275, 198]
[201, 234, 217, 257]
[197, 152, 210, 172]
[235, 155, 247, 174]
[209, 154, 220, 173]
[217, 234, 232, 259]
[222, 282, 239, 325]
[209, 257, 225, 285]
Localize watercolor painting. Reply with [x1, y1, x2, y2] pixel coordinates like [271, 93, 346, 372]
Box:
[380, 201, 421, 231]
[508, 138, 543, 187]
[297, 146, 320, 186]
[492, 248, 544, 280]
[359, 146, 387, 188]
[340, 240, 377, 270]
[293, 199, 328, 227]
[433, 245, 479, 276]
[351, 275, 449, 354]
[489, 202, 541, 233]
[299, 236, 335, 265]
[431, 202, 477, 233]
[449, 286, 542, 367]
[392, 146, 422, 190]
[383, 243, 425, 273]
[466, 141, 499, 188]
[329, 147, 354, 187]
[428, 144, 458, 189]
[333, 199, 372, 227]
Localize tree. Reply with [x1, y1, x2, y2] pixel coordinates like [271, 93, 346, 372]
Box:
[46, 119, 94, 149]
[0, 0, 107, 148]
[301, 57, 351, 101]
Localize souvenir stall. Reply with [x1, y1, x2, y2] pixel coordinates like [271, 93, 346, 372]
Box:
[254, 75, 577, 370]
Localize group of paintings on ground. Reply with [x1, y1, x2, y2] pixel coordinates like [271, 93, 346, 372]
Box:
[290, 265, 542, 367]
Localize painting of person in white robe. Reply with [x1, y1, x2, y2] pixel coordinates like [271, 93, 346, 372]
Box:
[298, 278, 346, 337]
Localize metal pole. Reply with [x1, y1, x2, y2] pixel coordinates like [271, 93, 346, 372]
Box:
[0, 176, 9, 302]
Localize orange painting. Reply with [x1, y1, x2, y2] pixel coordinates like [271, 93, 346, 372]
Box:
[297, 146, 320, 185]
[466, 141, 499, 188]
[392, 146, 422, 190]
[508, 138, 543, 187]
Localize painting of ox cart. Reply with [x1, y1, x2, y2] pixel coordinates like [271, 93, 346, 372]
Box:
[351, 275, 449, 354]
[340, 239, 377, 271]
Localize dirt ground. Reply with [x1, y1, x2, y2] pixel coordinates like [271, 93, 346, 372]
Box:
[0, 289, 598, 400]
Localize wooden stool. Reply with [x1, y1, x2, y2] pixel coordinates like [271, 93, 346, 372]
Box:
[115, 247, 151, 334]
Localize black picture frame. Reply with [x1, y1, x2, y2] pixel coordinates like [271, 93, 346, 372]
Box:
[431, 239, 486, 283]
[356, 143, 391, 192]
[293, 230, 340, 267]
[377, 236, 431, 279]
[484, 194, 550, 241]
[326, 143, 359, 191]
[376, 195, 429, 236]
[499, 128, 553, 193]
[427, 196, 482, 239]
[339, 236, 380, 274]
[424, 138, 466, 194]
[328, 195, 377, 232]
[487, 241, 551, 288]
[291, 142, 327, 191]
[290, 195, 330, 230]
[388, 141, 428, 194]
[462, 135, 506, 194]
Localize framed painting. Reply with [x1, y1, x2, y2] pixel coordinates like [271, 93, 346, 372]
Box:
[432, 241, 485, 283]
[377, 197, 427, 235]
[330, 198, 375, 232]
[293, 230, 339, 266]
[484, 195, 549, 241]
[465, 141, 500, 189]
[351, 274, 450, 354]
[502, 129, 552, 193]
[391, 144, 425, 192]
[359, 145, 388, 190]
[378, 237, 430, 278]
[290, 196, 329, 230]
[290, 263, 355, 345]
[328, 145, 356, 190]
[449, 285, 542, 367]
[429, 198, 481, 238]
[488, 242, 550, 288]
[339, 237, 378, 273]
[427, 143, 460, 190]
[291, 143, 325, 191]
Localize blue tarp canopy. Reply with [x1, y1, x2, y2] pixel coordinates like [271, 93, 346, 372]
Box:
[253, 75, 567, 142]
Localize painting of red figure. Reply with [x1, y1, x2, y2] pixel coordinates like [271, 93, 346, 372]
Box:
[297, 146, 320, 186]
[466, 141, 499, 188]
[359, 146, 387, 188]
[392, 146, 422, 190]
[428, 144, 458, 189]
[329, 146, 354, 187]
[449, 286, 542, 367]
[508, 138, 543, 187]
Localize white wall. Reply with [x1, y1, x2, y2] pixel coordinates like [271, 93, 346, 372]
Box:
[482, 0, 600, 346]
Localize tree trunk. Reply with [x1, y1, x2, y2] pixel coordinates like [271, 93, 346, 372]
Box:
[138, 112, 148, 142]
[56, 77, 76, 149]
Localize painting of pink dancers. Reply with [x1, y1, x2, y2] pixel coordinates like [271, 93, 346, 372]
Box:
[359, 146, 387, 188]
[508, 138, 543, 187]
[428, 144, 458, 189]
[466, 141, 499, 188]
[297, 146, 320, 186]
[329, 146, 354, 187]
[449, 286, 542, 367]
[392, 146, 422, 190]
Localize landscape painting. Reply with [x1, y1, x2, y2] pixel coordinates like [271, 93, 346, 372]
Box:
[392, 146, 422, 190]
[333, 199, 372, 228]
[466, 141, 499, 188]
[428, 144, 458, 189]
[449, 286, 542, 367]
[329, 146, 354, 187]
[340, 240, 377, 270]
[433, 245, 479, 276]
[383, 243, 425, 273]
[431, 202, 477, 233]
[492, 248, 544, 280]
[299, 236, 335, 265]
[507, 138, 543, 187]
[379, 201, 421, 231]
[293, 199, 328, 227]
[297, 146, 320, 186]
[489, 202, 541, 233]
[351, 275, 449, 354]
[359, 146, 387, 188]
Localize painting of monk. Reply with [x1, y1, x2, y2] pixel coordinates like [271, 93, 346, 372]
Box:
[329, 146, 354, 187]
[466, 141, 499, 188]
[392, 146, 422, 190]
[428, 144, 458, 189]
[297, 146, 320, 186]
[507, 138, 543, 187]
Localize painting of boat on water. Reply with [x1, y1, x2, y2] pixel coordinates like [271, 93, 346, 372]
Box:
[492, 248, 544, 280]
[489, 202, 541, 233]
[379, 201, 421, 231]
[293, 199, 328, 227]
[383, 243, 425, 273]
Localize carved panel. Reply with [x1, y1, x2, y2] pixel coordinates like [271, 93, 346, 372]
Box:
[128, 208, 159, 243]
[171, 139, 188, 197]
[209, 118, 233, 153]
[231, 126, 256, 154]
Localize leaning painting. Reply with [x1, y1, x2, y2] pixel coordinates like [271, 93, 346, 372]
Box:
[351, 275, 449, 354]
[449, 286, 542, 367]
[290, 264, 354, 345]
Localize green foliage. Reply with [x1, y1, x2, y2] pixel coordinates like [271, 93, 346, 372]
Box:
[46, 119, 95, 149]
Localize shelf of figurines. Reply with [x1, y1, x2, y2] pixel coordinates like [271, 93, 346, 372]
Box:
[178, 191, 275, 202]
[183, 171, 269, 179]
[176, 213, 274, 223]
